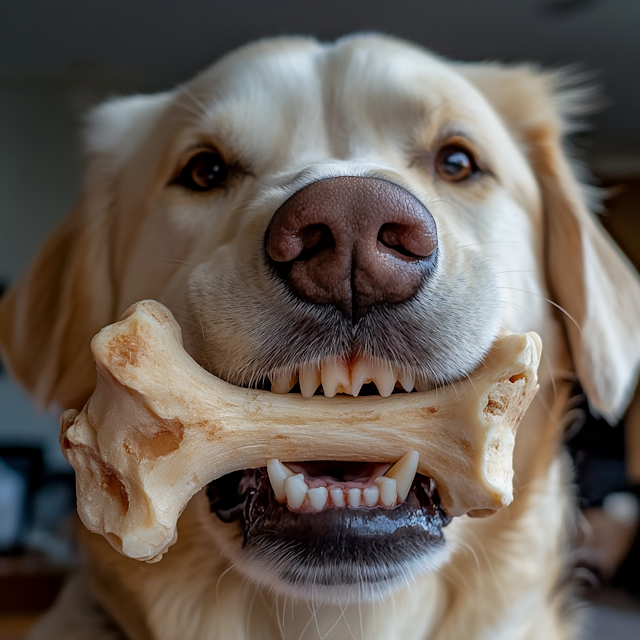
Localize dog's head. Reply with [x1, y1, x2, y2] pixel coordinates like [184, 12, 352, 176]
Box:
[2, 35, 640, 603]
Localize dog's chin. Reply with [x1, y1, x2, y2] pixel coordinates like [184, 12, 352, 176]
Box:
[203, 465, 452, 604]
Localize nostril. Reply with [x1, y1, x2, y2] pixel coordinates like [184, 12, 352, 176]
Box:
[377, 223, 437, 260]
[296, 224, 334, 262]
[266, 223, 334, 263]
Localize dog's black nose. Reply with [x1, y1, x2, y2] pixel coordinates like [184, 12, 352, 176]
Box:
[265, 176, 438, 321]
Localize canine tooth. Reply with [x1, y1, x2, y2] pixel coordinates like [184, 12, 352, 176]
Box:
[330, 488, 345, 507]
[321, 357, 351, 397]
[415, 376, 435, 392]
[375, 476, 397, 507]
[299, 364, 321, 398]
[271, 371, 298, 394]
[267, 459, 296, 501]
[284, 474, 308, 509]
[347, 488, 362, 507]
[308, 486, 328, 510]
[398, 370, 416, 393]
[384, 451, 419, 502]
[363, 486, 379, 507]
[372, 362, 395, 397]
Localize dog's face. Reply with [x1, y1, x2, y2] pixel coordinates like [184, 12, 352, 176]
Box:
[88, 37, 551, 601]
[2, 35, 640, 606]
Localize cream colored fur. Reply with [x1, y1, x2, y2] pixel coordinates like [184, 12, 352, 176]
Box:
[2, 34, 640, 640]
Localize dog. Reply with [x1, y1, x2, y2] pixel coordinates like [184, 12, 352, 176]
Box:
[1, 34, 640, 640]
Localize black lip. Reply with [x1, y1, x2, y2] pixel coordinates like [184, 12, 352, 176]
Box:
[206, 467, 452, 586]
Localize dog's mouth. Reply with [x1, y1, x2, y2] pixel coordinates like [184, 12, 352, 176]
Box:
[205, 357, 452, 600]
[206, 459, 451, 599]
[63, 299, 539, 583]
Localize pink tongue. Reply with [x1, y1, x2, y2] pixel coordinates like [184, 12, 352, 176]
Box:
[286, 461, 392, 490]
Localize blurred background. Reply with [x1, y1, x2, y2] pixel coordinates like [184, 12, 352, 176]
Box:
[0, 1, 639, 638]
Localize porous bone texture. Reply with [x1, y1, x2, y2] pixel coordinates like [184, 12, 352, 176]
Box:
[60, 300, 541, 562]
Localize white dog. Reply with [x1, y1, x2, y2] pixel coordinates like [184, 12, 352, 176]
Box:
[1, 34, 640, 640]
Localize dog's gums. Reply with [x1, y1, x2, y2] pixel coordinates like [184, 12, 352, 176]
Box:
[60, 299, 541, 562]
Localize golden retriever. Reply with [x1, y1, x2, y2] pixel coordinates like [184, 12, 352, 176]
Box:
[2, 34, 640, 640]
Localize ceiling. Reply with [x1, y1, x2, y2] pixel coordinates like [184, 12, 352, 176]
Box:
[2, 0, 640, 175]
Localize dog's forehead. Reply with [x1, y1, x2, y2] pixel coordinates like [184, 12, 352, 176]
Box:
[176, 36, 508, 163]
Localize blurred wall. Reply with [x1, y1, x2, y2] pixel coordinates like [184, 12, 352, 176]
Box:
[0, 76, 133, 470]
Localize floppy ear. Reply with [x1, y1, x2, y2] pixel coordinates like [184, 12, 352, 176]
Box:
[0, 93, 168, 411]
[459, 63, 640, 423]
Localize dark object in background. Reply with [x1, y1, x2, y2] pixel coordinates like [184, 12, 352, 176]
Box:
[0, 447, 75, 612]
[0, 446, 45, 551]
[0, 554, 67, 613]
[566, 387, 640, 596]
[566, 392, 628, 508]
[0, 280, 5, 375]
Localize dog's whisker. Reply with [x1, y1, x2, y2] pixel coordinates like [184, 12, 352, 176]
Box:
[464, 528, 510, 609]
[214, 564, 236, 605]
[498, 286, 582, 334]
[295, 605, 318, 640]
[494, 269, 540, 275]
[458, 240, 527, 248]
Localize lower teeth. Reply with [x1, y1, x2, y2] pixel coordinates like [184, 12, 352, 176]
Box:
[266, 451, 420, 512]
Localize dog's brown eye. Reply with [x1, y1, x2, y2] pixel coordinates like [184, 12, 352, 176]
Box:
[435, 146, 476, 182]
[176, 152, 228, 191]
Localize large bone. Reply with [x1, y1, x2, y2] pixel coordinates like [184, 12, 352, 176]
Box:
[60, 300, 541, 562]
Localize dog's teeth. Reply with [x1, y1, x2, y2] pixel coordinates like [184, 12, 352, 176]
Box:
[330, 487, 345, 507]
[375, 476, 397, 507]
[284, 473, 309, 509]
[415, 376, 435, 392]
[351, 360, 369, 397]
[267, 459, 296, 501]
[384, 451, 419, 502]
[372, 362, 395, 397]
[271, 371, 298, 394]
[398, 370, 416, 393]
[299, 364, 321, 398]
[321, 357, 351, 397]
[362, 486, 379, 507]
[347, 487, 362, 507]
[308, 486, 328, 510]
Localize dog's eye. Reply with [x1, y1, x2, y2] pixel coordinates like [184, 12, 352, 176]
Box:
[175, 152, 228, 191]
[435, 146, 476, 182]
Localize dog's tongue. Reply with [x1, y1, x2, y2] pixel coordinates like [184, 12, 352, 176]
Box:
[59, 300, 542, 562]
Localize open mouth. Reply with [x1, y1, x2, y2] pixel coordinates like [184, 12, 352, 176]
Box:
[207, 455, 451, 598]
[206, 360, 451, 597]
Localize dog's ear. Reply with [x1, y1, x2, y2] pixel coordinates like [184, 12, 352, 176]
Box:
[0, 93, 168, 410]
[460, 63, 640, 423]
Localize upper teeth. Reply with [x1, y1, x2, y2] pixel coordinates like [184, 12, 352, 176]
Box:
[266, 450, 421, 512]
[270, 358, 434, 398]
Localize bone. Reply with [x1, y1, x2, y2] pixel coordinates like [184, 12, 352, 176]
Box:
[60, 300, 541, 562]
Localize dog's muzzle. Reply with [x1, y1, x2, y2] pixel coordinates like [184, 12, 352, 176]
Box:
[59, 300, 541, 566]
